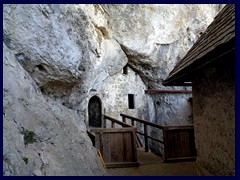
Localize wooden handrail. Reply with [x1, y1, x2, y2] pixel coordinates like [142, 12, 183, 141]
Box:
[104, 115, 132, 128]
[103, 115, 142, 149]
[136, 131, 164, 144]
[120, 114, 165, 129]
[145, 89, 192, 94]
[120, 114, 164, 152]
[120, 114, 194, 129]
[163, 125, 194, 130]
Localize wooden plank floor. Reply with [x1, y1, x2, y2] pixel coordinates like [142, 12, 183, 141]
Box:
[106, 148, 199, 176]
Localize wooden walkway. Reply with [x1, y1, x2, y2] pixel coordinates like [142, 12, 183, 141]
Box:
[106, 148, 199, 176]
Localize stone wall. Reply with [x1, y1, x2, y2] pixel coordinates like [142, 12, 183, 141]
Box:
[100, 66, 151, 121]
[148, 93, 193, 125]
[192, 58, 235, 175]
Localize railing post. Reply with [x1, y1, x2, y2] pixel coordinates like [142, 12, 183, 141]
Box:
[103, 115, 106, 128]
[131, 119, 134, 126]
[144, 124, 149, 152]
[122, 115, 126, 123]
[163, 128, 167, 161]
[111, 121, 115, 128]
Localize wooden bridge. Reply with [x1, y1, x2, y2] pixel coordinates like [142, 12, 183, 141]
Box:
[88, 114, 196, 169]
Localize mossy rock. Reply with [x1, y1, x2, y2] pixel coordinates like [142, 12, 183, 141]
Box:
[22, 156, 28, 164]
[20, 128, 37, 145]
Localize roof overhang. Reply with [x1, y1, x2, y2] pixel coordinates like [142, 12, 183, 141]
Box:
[163, 4, 235, 86]
[163, 38, 235, 86]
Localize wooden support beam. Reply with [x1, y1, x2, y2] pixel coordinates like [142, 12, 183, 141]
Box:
[103, 116, 106, 128]
[120, 114, 164, 129]
[122, 116, 126, 123]
[111, 121, 115, 128]
[131, 119, 134, 126]
[145, 89, 192, 94]
[106, 162, 140, 168]
[144, 124, 149, 152]
[104, 115, 132, 128]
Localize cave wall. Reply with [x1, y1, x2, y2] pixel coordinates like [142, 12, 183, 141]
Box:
[3, 4, 224, 175]
[149, 93, 193, 125]
[102, 4, 224, 89]
[3, 4, 224, 108]
[3, 43, 104, 176]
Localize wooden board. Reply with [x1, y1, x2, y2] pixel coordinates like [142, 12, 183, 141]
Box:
[90, 127, 139, 168]
[163, 127, 196, 162]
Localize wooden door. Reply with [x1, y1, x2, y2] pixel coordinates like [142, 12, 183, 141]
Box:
[88, 96, 102, 127]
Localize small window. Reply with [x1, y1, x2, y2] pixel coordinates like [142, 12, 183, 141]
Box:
[128, 94, 135, 109]
[123, 65, 128, 75]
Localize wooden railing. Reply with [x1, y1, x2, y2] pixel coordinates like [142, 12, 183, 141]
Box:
[103, 115, 143, 148]
[103, 114, 164, 152]
[90, 115, 139, 168]
[103, 114, 196, 162]
[103, 115, 132, 128]
[120, 114, 164, 152]
[120, 114, 196, 162]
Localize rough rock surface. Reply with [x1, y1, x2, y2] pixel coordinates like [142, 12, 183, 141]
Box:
[3, 4, 223, 106]
[149, 93, 192, 125]
[3, 4, 224, 175]
[102, 4, 224, 89]
[3, 43, 104, 176]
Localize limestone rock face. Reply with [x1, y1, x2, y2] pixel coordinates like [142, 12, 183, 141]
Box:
[3, 4, 223, 105]
[3, 43, 104, 176]
[102, 4, 224, 88]
[3, 4, 128, 106]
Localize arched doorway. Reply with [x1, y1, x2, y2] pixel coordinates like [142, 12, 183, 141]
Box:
[88, 96, 102, 127]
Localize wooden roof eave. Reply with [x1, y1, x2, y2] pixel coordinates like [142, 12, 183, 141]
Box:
[163, 4, 235, 86]
[163, 37, 235, 86]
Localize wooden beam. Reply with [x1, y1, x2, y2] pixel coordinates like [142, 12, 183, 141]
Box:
[90, 127, 136, 133]
[164, 156, 196, 163]
[104, 115, 132, 128]
[145, 89, 192, 94]
[120, 114, 164, 129]
[106, 162, 140, 168]
[144, 124, 149, 152]
[136, 131, 164, 144]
